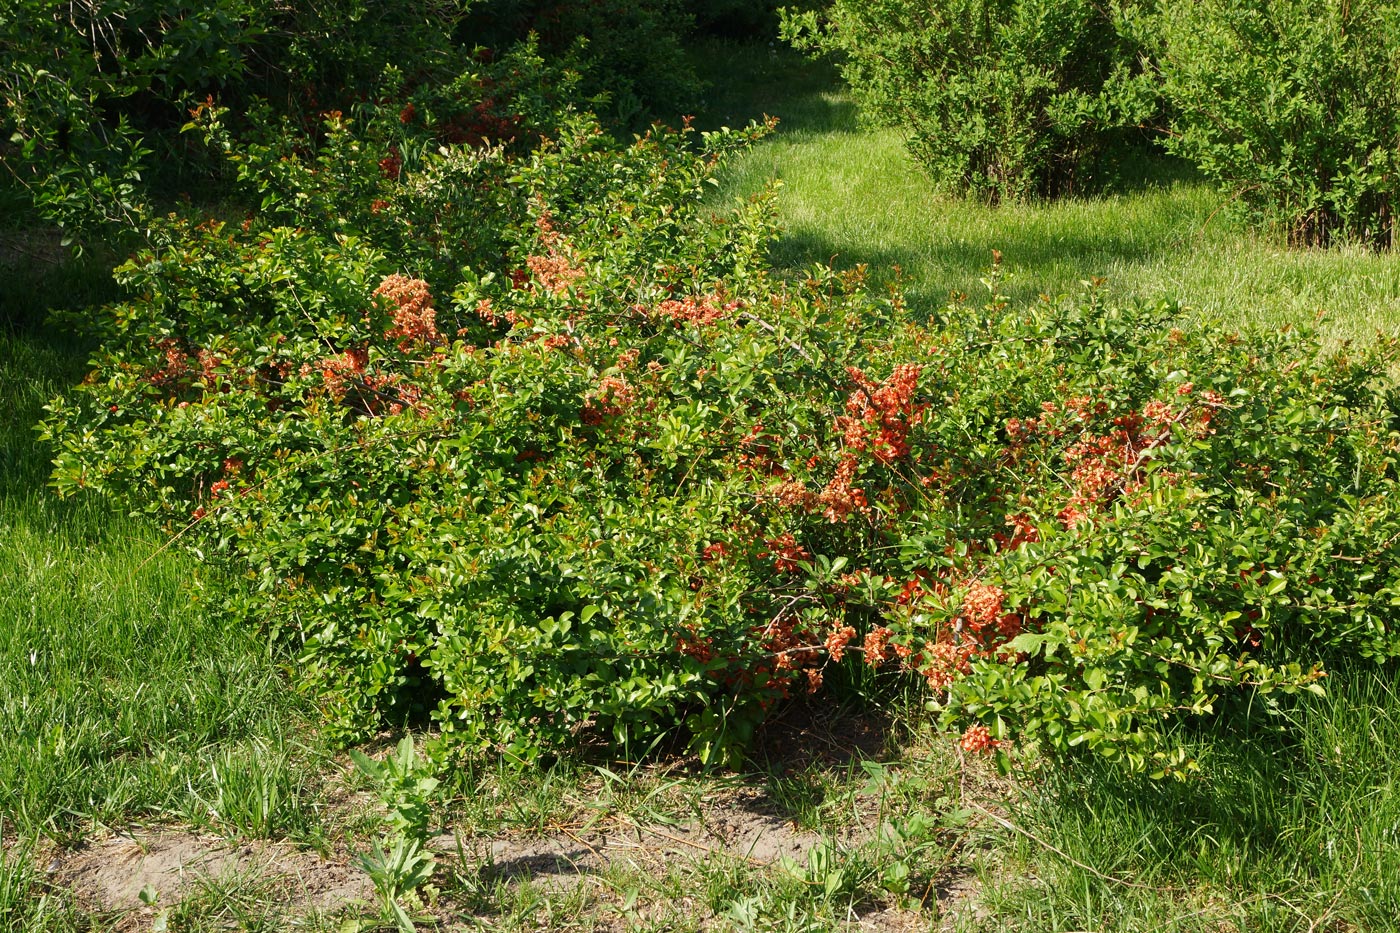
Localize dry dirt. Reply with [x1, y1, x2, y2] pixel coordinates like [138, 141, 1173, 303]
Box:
[439, 785, 825, 887]
[34, 708, 994, 929]
[51, 830, 372, 923]
[38, 793, 984, 930]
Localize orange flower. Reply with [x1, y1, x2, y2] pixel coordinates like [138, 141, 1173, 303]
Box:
[374, 274, 439, 345]
[960, 724, 999, 754]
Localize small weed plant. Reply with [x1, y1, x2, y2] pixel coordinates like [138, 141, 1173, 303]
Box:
[351, 737, 441, 931]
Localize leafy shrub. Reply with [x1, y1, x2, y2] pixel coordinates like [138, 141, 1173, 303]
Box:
[689, 0, 787, 38]
[0, 0, 262, 238]
[462, 0, 701, 128]
[1154, 0, 1400, 248]
[0, 0, 504, 243]
[0, 0, 469, 137]
[189, 40, 572, 294]
[45, 111, 796, 761]
[781, 0, 1160, 202]
[41, 73, 1400, 773]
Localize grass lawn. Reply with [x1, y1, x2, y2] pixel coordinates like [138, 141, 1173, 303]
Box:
[4, 41, 1400, 932]
[697, 44, 1400, 345]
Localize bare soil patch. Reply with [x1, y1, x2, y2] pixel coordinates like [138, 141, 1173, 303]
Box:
[52, 829, 370, 921]
[439, 785, 825, 888]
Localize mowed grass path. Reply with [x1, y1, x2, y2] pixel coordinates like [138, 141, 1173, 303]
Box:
[699, 45, 1400, 344]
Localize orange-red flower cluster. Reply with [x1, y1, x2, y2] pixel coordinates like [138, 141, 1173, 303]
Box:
[145, 338, 191, 388]
[581, 374, 635, 425]
[195, 348, 225, 384]
[768, 478, 815, 510]
[676, 629, 715, 664]
[837, 364, 924, 463]
[702, 541, 730, 561]
[961, 581, 1005, 630]
[527, 251, 585, 294]
[524, 212, 586, 295]
[761, 533, 810, 573]
[921, 640, 974, 691]
[379, 148, 402, 180]
[960, 580, 1023, 641]
[960, 724, 999, 754]
[824, 625, 857, 662]
[863, 626, 895, 666]
[374, 274, 439, 345]
[993, 513, 1040, 551]
[650, 293, 739, 326]
[817, 454, 869, 522]
[319, 347, 369, 397]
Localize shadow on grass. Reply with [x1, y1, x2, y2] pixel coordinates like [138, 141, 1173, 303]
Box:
[683, 40, 858, 137]
[690, 41, 1219, 318]
[768, 225, 1173, 319]
[0, 242, 118, 502]
[999, 660, 1400, 928]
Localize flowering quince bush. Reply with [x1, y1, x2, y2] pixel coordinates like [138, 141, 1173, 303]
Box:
[42, 93, 1400, 773]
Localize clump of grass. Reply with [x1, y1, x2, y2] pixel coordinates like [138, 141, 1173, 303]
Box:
[0, 241, 323, 928]
[974, 663, 1400, 931]
[0, 326, 317, 842]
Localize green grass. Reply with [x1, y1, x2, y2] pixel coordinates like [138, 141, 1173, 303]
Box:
[975, 664, 1400, 932]
[0, 325, 318, 841]
[0, 254, 326, 929]
[699, 42, 1400, 344]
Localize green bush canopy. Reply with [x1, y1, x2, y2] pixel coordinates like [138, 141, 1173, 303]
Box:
[43, 92, 1400, 771]
[782, 0, 1159, 202]
[1155, 0, 1400, 248]
[17, 0, 1400, 774]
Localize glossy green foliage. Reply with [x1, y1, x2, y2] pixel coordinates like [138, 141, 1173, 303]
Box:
[39, 69, 1400, 773]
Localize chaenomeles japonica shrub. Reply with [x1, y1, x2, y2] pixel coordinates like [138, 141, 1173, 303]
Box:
[42, 94, 1400, 773]
[1153, 0, 1400, 249]
[780, 0, 1162, 202]
[42, 110, 804, 764]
